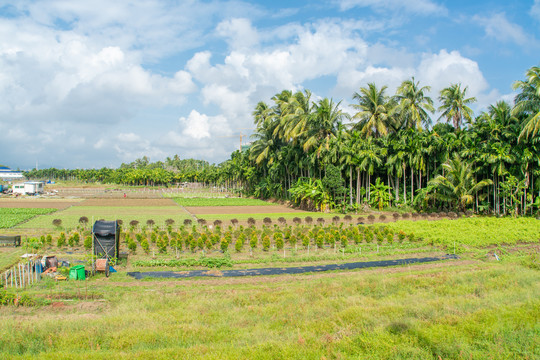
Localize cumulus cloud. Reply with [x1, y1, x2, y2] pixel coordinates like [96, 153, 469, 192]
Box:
[216, 18, 259, 50]
[531, 0, 540, 21]
[0, 1, 520, 169]
[337, 0, 447, 15]
[473, 13, 536, 47]
[416, 50, 488, 96]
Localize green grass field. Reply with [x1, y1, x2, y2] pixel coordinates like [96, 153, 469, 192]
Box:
[173, 197, 275, 206]
[0, 208, 56, 229]
[379, 217, 540, 248]
[1, 191, 539, 358]
[17, 206, 192, 231]
[0, 255, 538, 359]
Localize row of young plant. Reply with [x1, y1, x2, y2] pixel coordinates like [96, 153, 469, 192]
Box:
[53, 209, 471, 233]
[122, 223, 420, 256]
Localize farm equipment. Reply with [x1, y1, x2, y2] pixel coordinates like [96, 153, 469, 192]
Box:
[92, 258, 110, 277]
[91, 220, 119, 277]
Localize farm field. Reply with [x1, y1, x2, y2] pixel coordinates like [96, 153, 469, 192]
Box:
[0, 256, 538, 359]
[0, 188, 539, 358]
[16, 205, 192, 231]
[173, 197, 275, 206]
[0, 208, 57, 229]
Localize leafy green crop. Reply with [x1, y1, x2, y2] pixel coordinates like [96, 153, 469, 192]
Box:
[0, 208, 56, 229]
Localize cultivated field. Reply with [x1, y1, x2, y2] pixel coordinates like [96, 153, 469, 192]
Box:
[0, 186, 538, 359]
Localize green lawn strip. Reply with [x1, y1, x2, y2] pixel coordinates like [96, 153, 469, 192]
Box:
[17, 206, 192, 230]
[0, 260, 537, 358]
[173, 197, 274, 206]
[192, 212, 345, 222]
[376, 217, 540, 248]
[0, 208, 57, 229]
[163, 191, 236, 198]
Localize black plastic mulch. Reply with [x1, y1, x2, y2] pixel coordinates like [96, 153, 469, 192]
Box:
[127, 254, 459, 280]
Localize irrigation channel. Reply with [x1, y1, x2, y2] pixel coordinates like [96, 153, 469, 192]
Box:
[127, 254, 460, 279]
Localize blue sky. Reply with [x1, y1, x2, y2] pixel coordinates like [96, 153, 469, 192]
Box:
[0, 0, 538, 169]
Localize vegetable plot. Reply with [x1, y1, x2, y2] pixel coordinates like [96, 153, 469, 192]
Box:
[0, 208, 56, 229]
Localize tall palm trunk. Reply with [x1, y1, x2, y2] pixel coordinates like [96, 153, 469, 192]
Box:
[356, 168, 361, 204]
[403, 164, 407, 204]
[410, 167, 414, 204]
[349, 166, 353, 205]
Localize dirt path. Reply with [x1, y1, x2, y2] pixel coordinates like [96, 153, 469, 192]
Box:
[0, 199, 81, 209]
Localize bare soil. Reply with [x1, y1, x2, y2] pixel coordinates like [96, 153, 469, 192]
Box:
[0, 199, 80, 209]
[77, 198, 178, 207]
[185, 205, 305, 215]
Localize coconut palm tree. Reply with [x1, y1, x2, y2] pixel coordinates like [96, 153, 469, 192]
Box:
[395, 77, 435, 131]
[438, 84, 476, 130]
[513, 66, 540, 141]
[302, 97, 348, 157]
[351, 83, 394, 137]
[427, 155, 492, 212]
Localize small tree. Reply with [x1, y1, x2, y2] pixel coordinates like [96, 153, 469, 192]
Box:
[79, 216, 89, 227]
[262, 235, 271, 251]
[184, 219, 192, 226]
[235, 239, 243, 252]
[304, 216, 313, 225]
[84, 235, 92, 250]
[250, 234, 258, 249]
[141, 238, 150, 253]
[220, 237, 229, 252]
[57, 232, 66, 247]
[52, 219, 62, 229]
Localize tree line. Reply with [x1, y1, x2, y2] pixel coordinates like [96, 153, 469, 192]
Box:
[24, 65, 540, 216]
[220, 65, 540, 216]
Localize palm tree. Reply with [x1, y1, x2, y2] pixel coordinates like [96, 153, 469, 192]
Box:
[395, 77, 435, 131]
[513, 66, 540, 141]
[438, 84, 476, 130]
[427, 155, 492, 212]
[302, 98, 348, 157]
[351, 83, 394, 137]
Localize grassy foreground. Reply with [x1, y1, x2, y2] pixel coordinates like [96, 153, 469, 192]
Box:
[0, 254, 538, 359]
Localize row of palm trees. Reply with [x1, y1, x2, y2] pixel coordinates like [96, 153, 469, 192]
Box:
[220, 66, 540, 215]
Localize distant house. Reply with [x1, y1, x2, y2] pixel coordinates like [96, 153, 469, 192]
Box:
[0, 166, 24, 181]
[12, 181, 44, 195]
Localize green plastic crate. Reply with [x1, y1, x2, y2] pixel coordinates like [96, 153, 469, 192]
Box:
[69, 265, 86, 280]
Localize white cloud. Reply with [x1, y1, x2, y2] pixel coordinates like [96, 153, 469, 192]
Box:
[180, 110, 211, 140]
[338, 0, 447, 15]
[531, 0, 540, 21]
[216, 18, 259, 50]
[473, 13, 535, 47]
[416, 50, 488, 97]
[179, 110, 230, 140]
[112, 133, 165, 162]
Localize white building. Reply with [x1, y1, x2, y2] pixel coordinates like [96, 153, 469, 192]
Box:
[12, 182, 44, 195]
[0, 166, 24, 181]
